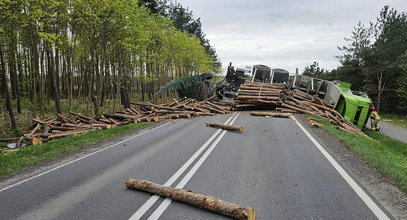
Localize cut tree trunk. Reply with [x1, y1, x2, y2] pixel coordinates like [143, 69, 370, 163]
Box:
[250, 112, 292, 118]
[125, 179, 256, 220]
[206, 123, 244, 132]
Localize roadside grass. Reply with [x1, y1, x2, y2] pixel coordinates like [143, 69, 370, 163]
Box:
[0, 122, 152, 178]
[381, 114, 407, 129]
[309, 115, 407, 192]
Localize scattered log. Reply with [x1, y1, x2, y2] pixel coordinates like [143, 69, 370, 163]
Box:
[69, 111, 97, 123]
[206, 123, 244, 132]
[104, 113, 139, 120]
[46, 130, 92, 139]
[307, 118, 323, 128]
[0, 137, 20, 142]
[195, 112, 215, 117]
[250, 112, 292, 118]
[125, 178, 256, 220]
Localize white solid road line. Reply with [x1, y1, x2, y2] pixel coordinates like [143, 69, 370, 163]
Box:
[292, 116, 390, 220]
[129, 113, 239, 220]
[0, 122, 171, 193]
[147, 113, 240, 220]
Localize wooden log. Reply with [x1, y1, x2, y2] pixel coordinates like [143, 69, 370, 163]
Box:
[281, 103, 314, 115]
[234, 104, 258, 108]
[27, 123, 41, 136]
[236, 95, 281, 101]
[202, 95, 216, 102]
[108, 118, 120, 125]
[178, 113, 192, 119]
[206, 123, 244, 132]
[133, 102, 180, 112]
[46, 130, 92, 139]
[280, 109, 298, 113]
[125, 178, 256, 220]
[155, 110, 195, 114]
[31, 118, 48, 125]
[49, 125, 78, 131]
[250, 112, 292, 118]
[98, 118, 114, 124]
[171, 114, 180, 119]
[69, 111, 97, 122]
[104, 113, 139, 120]
[56, 113, 75, 124]
[195, 112, 215, 117]
[307, 118, 323, 128]
[201, 104, 226, 114]
[0, 137, 20, 142]
[203, 101, 228, 112]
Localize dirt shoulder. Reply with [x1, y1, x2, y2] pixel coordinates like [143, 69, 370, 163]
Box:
[296, 114, 407, 219]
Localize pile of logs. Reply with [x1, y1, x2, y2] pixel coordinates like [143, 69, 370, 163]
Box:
[235, 81, 370, 138]
[1, 97, 230, 150]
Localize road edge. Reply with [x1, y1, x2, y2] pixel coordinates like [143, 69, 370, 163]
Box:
[0, 120, 171, 191]
[295, 114, 407, 219]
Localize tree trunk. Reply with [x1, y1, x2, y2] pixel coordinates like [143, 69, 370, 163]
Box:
[47, 43, 62, 113]
[0, 34, 17, 130]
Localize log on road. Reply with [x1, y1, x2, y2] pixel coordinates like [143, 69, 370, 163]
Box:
[125, 178, 256, 220]
[206, 123, 244, 132]
[250, 112, 292, 118]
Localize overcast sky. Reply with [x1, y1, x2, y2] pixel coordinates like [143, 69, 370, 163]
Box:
[176, 0, 407, 74]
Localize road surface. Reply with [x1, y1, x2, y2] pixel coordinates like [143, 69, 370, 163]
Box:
[379, 121, 407, 144]
[0, 113, 390, 219]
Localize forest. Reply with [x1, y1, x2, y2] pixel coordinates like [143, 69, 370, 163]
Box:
[303, 6, 407, 114]
[0, 0, 220, 134]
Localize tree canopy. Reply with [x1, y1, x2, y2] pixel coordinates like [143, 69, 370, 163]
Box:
[308, 6, 407, 113]
[0, 0, 218, 130]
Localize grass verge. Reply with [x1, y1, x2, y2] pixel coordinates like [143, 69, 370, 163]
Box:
[381, 114, 407, 129]
[0, 122, 152, 178]
[309, 115, 407, 192]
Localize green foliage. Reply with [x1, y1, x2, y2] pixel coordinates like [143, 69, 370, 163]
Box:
[302, 62, 327, 77]
[0, 0, 217, 131]
[0, 122, 152, 177]
[309, 115, 407, 192]
[333, 6, 407, 113]
[138, 0, 221, 72]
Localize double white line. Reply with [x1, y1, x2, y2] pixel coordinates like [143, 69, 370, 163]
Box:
[129, 113, 240, 220]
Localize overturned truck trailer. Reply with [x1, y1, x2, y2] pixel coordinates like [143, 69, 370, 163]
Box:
[155, 74, 214, 101]
[289, 75, 372, 129]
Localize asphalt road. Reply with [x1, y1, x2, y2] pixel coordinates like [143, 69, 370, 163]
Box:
[379, 121, 407, 144]
[0, 113, 389, 219]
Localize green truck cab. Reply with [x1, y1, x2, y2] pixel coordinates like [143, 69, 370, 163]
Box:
[328, 82, 372, 129]
[290, 76, 372, 129]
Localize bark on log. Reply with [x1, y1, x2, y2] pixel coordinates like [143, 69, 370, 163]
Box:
[104, 113, 139, 120]
[236, 95, 281, 101]
[0, 137, 20, 142]
[281, 103, 314, 115]
[69, 111, 96, 122]
[250, 112, 292, 118]
[46, 129, 92, 139]
[195, 112, 215, 116]
[125, 178, 256, 220]
[206, 123, 244, 132]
